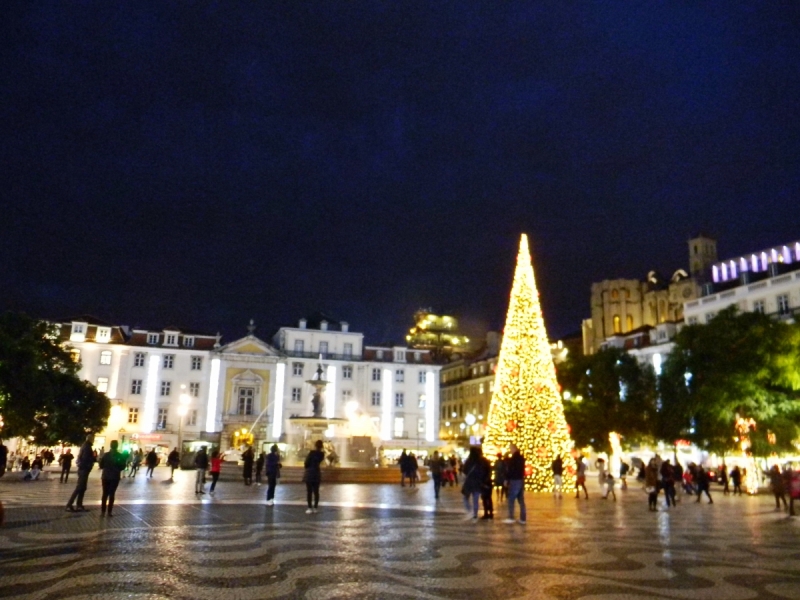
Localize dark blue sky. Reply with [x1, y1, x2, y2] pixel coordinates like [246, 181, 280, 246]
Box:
[2, 3, 799, 344]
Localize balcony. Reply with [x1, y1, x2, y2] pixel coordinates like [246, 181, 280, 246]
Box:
[283, 350, 361, 361]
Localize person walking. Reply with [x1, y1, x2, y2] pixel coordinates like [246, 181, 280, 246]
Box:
[660, 459, 677, 508]
[575, 455, 589, 499]
[460, 446, 484, 521]
[265, 444, 282, 505]
[429, 450, 445, 500]
[645, 458, 660, 511]
[551, 454, 564, 498]
[695, 466, 713, 504]
[129, 449, 143, 478]
[255, 451, 266, 486]
[194, 446, 209, 494]
[145, 448, 158, 478]
[209, 450, 222, 493]
[449, 454, 459, 486]
[66, 434, 96, 512]
[595, 457, 607, 497]
[59, 448, 74, 483]
[99, 440, 126, 516]
[303, 440, 325, 514]
[242, 446, 254, 486]
[730, 466, 743, 495]
[167, 447, 180, 480]
[503, 443, 526, 524]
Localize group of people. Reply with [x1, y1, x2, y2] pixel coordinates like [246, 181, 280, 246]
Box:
[426, 444, 528, 523]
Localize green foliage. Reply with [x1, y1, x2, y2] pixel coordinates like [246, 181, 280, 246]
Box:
[658, 306, 800, 453]
[0, 312, 109, 444]
[558, 348, 658, 453]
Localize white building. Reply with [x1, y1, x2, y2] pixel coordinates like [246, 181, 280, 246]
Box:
[52, 315, 442, 462]
[684, 240, 800, 325]
[55, 317, 220, 454]
[271, 316, 441, 458]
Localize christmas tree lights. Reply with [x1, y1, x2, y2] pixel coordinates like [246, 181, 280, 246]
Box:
[484, 234, 575, 491]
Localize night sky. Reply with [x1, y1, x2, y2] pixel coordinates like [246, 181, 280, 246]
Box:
[2, 3, 799, 345]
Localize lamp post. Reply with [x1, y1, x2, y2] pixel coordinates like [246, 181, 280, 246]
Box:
[178, 386, 191, 456]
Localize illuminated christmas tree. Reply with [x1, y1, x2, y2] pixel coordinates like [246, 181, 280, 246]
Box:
[484, 234, 575, 491]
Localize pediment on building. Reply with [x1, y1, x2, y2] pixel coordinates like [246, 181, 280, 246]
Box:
[218, 335, 280, 357]
[231, 368, 264, 385]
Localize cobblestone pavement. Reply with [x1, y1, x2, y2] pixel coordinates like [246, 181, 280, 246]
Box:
[1, 468, 799, 599]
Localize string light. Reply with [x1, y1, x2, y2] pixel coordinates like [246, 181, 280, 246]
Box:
[483, 234, 575, 491]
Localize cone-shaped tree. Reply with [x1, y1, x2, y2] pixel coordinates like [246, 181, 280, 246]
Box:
[483, 234, 575, 491]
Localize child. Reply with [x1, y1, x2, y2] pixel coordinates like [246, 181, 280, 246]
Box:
[605, 473, 617, 501]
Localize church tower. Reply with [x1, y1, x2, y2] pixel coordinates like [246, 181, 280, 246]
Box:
[688, 234, 717, 282]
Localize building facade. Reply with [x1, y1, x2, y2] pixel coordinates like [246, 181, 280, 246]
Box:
[52, 315, 441, 462]
[582, 235, 714, 354]
[684, 240, 800, 325]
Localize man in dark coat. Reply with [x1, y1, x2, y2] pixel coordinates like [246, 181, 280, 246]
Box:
[66, 434, 96, 512]
[59, 448, 74, 483]
[145, 448, 158, 478]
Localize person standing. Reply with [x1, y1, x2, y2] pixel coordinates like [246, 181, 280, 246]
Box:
[619, 460, 630, 490]
[242, 446, 254, 486]
[551, 454, 564, 498]
[255, 451, 266, 486]
[730, 466, 743, 495]
[0, 439, 8, 478]
[605, 473, 617, 501]
[449, 454, 459, 486]
[66, 434, 96, 512]
[99, 440, 126, 516]
[493, 453, 507, 501]
[575, 455, 589, 499]
[460, 446, 484, 521]
[719, 464, 730, 495]
[767, 465, 787, 511]
[265, 444, 282, 505]
[694, 466, 713, 504]
[503, 443, 526, 524]
[194, 446, 209, 494]
[145, 448, 158, 478]
[429, 451, 445, 500]
[59, 448, 74, 483]
[660, 459, 677, 508]
[398, 450, 410, 487]
[408, 452, 419, 488]
[645, 458, 660, 511]
[303, 440, 325, 514]
[479, 448, 494, 519]
[167, 447, 180, 480]
[209, 450, 222, 493]
[595, 457, 607, 497]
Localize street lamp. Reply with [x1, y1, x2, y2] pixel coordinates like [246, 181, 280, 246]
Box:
[177, 385, 191, 455]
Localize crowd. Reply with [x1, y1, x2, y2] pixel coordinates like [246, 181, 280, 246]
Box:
[3, 436, 799, 526]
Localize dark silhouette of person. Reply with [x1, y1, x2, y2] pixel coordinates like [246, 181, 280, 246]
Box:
[99, 440, 126, 516]
[66, 434, 96, 512]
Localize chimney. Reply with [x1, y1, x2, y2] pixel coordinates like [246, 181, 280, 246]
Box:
[299, 318, 307, 329]
[320, 320, 328, 331]
[341, 321, 349, 332]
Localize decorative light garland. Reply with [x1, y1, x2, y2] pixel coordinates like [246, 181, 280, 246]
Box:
[483, 234, 575, 491]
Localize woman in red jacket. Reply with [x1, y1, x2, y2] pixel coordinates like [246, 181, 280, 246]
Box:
[209, 450, 222, 493]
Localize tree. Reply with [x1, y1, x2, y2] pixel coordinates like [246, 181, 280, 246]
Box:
[0, 312, 109, 444]
[558, 347, 658, 453]
[658, 306, 800, 454]
[483, 235, 574, 491]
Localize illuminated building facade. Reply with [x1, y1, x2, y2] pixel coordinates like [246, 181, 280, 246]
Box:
[582, 234, 714, 354]
[684, 239, 800, 325]
[53, 317, 220, 453]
